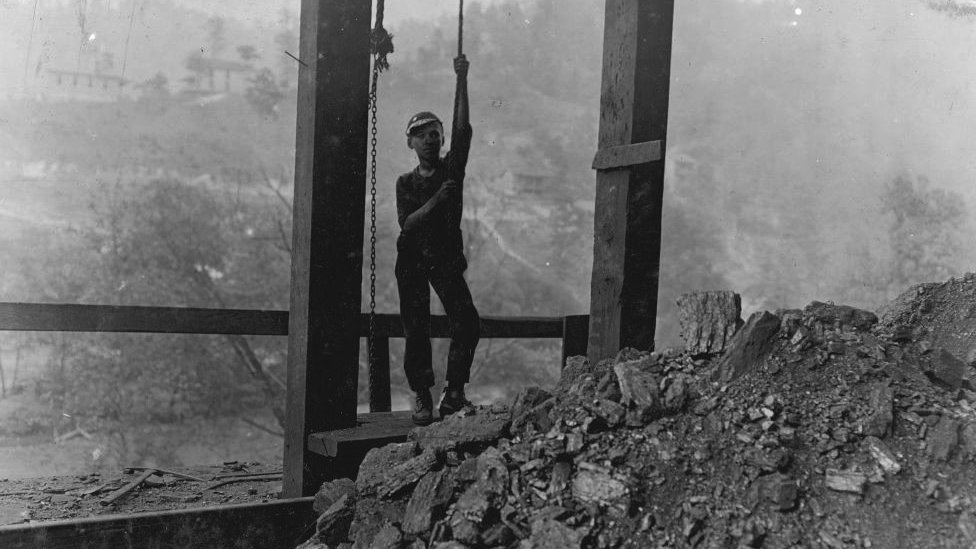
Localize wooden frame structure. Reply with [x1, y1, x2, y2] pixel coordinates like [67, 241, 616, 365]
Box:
[281, 0, 673, 496]
[0, 0, 673, 543]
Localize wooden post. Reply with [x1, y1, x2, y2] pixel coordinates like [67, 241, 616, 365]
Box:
[283, 0, 373, 498]
[587, 0, 674, 364]
[368, 335, 391, 412]
[561, 315, 590, 367]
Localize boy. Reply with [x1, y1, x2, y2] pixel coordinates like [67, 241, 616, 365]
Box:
[395, 54, 480, 426]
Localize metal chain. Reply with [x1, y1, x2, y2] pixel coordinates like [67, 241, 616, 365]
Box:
[367, 52, 380, 398]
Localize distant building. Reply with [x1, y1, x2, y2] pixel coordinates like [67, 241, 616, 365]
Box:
[40, 69, 129, 102]
[181, 55, 253, 94]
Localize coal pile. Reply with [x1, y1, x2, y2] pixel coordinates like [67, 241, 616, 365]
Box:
[298, 281, 976, 549]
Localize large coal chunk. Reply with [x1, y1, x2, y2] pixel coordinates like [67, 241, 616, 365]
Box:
[713, 311, 781, 384]
[803, 301, 878, 331]
[677, 290, 743, 357]
[409, 404, 511, 453]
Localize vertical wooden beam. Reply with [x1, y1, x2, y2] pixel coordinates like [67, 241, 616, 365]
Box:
[588, 0, 674, 364]
[561, 315, 590, 367]
[283, 0, 373, 498]
[368, 335, 391, 412]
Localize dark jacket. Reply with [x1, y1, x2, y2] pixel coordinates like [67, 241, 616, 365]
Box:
[395, 123, 472, 272]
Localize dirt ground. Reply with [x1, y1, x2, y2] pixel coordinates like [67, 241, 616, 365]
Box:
[0, 461, 282, 526]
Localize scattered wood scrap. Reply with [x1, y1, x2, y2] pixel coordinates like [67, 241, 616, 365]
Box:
[206, 473, 282, 491]
[124, 467, 206, 483]
[99, 470, 158, 506]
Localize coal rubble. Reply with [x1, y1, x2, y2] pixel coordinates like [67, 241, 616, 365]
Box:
[298, 279, 976, 549]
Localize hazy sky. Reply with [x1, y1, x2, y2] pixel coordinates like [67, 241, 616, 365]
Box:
[171, 0, 505, 22]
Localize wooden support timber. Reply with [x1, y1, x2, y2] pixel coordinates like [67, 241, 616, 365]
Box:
[588, 0, 674, 363]
[0, 303, 566, 340]
[0, 498, 315, 549]
[283, 0, 374, 498]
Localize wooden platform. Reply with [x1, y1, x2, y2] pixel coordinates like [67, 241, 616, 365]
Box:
[0, 497, 316, 549]
[307, 411, 417, 480]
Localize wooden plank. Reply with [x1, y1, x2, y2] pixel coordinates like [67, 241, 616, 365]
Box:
[0, 497, 316, 549]
[588, 0, 674, 362]
[0, 303, 288, 335]
[561, 314, 590, 366]
[283, 0, 373, 498]
[588, 0, 639, 364]
[308, 411, 416, 458]
[0, 303, 563, 340]
[368, 335, 391, 412]
[365, 314, 564, 339]
[308, 411, 417, 480]
[621, 0, 673, 351]
[591, 140, 662, 170]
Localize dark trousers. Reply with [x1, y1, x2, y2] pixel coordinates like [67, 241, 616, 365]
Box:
[395, 255, 480, 392]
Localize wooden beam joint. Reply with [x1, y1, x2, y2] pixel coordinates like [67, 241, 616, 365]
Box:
[591, 140, 662, 170]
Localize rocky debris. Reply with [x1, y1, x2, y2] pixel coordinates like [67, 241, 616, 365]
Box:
[348, 498, 407, 548]
[555, 354, 619, 396]
[960, 509, 976, 545]
[714, 311, 781, 383]
[878, 274, 976, 363]
[314, 494, 355, 546]
[571, 467, 631, 516]
[447, 447, 509, 545]
[824, 469, 867, 495]
[864, 436, 901, 475]
[860, 382, 894, 438]
[748, 473, 799, 512]
[676, 290, 743, 357]
[614, 358, 663, 422]
[313, 478, 355, 515]
[368, 523, 403, 549]
[296, 274, 976, 549]
[409, 404, 511, 453]
[510, 387, 555, 438]
[520, 517, 586, 549]
[928, 416, 961, 461]
[925, 348, 968, 391]
[402, 469, 455, 536]
[961, 422, 976, 458]
[375, 449, 441, 499]
[803, 301, 878, 332]
[356, 442, 419, 496]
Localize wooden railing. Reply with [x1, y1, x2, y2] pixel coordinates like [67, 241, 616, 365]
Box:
[0, 302, 588, 413]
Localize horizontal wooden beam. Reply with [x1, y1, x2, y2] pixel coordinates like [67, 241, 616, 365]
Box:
[0, 497, 316, 549]
[0, 303, 571, 339]
[0, 302, 290, 335]
[362, 313, 564, 339]
[591, 140, 661, 170]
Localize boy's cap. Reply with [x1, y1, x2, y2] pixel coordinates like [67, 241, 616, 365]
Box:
[406, 111, 442, 136]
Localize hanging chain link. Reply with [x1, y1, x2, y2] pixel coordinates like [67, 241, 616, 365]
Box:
[367, 52, 380, 397]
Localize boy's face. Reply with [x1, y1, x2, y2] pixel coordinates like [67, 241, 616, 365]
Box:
[407, 123, 444, 162]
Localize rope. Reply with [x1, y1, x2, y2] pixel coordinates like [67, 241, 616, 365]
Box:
[120, 0, 139, 83]
[370, 0, 394, 72]
[75, 0, 88, 72]
[22, 0, 39, 89]
[458, 0, 464, 56]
